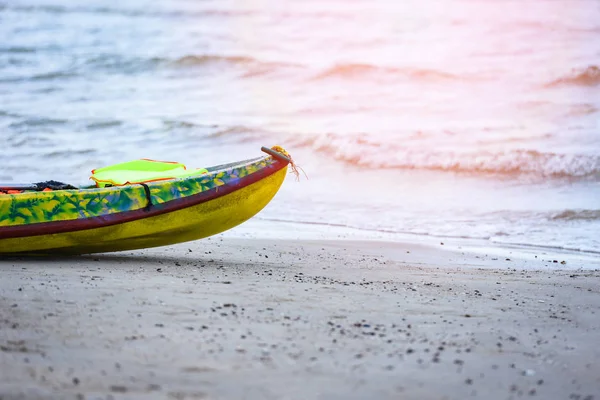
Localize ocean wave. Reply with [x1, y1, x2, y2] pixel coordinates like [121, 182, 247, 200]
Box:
[159, 121, 268, 142]
[33, 70, 79, 80]
[0, 71, 77, 84]
[550, 210, 600, 222]
[9, 117, 68, 128]
[170, 54, 301, 72]
[205, 125, 256, 138]
[508, 20, 600, 34]
[0, 110, 21, 118]
[313, 63, 460, 81]
[168, 54, 304, 78]
[81, 54, 163, 72]
[0, 70, 80, 84]
[86, 120, 124, 130]
[4, 4, 257, 19]
[172, 55, 257, 67]
[486, 209, 600, 223]
[161, 120, 203, 130]
[203, 126, 268, 143]
[546, 66, 600, 87]
[288, 133, 600, 180]
[565, 103, 598, 117]
[1, 53, 244, 83]
[0, 46, 38, 54]
[0, 51, 463, 83]
[45, 149, 97, 158]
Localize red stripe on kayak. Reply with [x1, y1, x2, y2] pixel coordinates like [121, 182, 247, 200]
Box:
[0, 160, 287, 240]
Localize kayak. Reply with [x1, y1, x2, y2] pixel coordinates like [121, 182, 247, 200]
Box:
[0, 146, 291, 255]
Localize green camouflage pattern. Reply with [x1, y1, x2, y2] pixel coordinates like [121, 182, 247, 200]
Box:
[0, 156, 273, 227]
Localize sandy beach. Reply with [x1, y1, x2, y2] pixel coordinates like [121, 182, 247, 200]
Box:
[1, 232, 599, 400]
[2, 0, 599, 398]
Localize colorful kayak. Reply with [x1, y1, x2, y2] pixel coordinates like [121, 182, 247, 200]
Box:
[0, 146, 291, 255]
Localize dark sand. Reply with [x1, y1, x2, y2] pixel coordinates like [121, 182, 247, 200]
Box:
[1, 237, 599, 400]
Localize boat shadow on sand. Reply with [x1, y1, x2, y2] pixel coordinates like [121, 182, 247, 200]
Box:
[0, 252, 272, 273]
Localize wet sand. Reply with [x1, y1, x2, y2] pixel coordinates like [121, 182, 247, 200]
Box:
[1, 237, 599, 400]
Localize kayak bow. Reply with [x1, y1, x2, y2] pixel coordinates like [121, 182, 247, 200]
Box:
[0, 146, 291, 255]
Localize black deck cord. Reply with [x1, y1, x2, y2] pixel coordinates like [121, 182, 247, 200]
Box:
[0, 181, 78, 191]
[140, 183, 153, 211]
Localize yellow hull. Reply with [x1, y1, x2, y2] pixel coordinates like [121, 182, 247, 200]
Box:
[2, 167, 286, 255]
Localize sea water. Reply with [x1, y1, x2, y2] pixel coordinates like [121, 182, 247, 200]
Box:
[1, 0, 599, 254]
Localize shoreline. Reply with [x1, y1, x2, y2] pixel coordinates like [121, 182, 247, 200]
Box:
[1, 235, 599, 399]
[228, 219, 600, 269]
